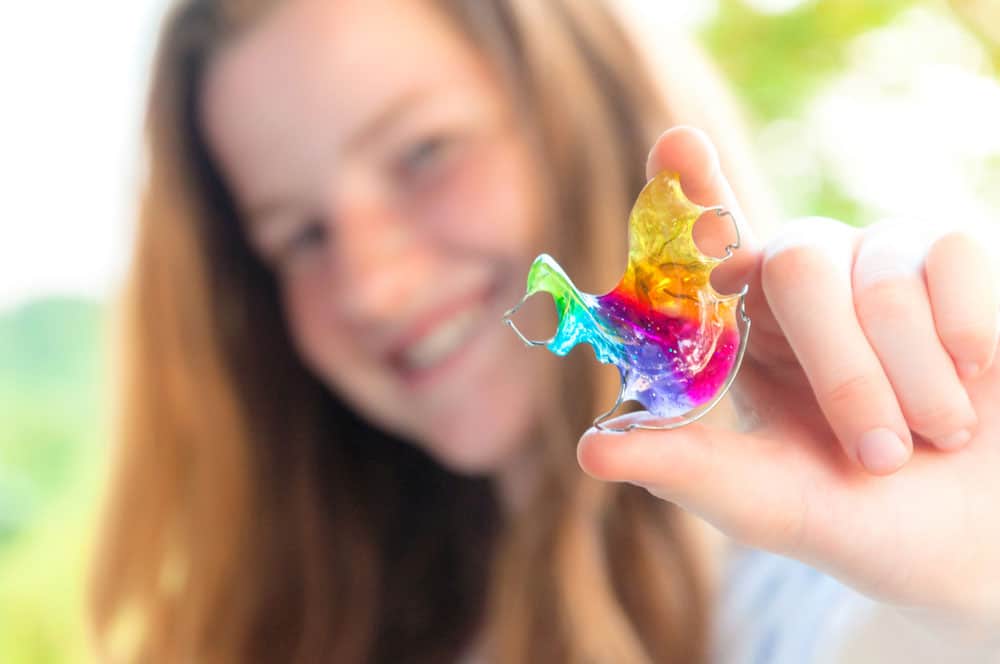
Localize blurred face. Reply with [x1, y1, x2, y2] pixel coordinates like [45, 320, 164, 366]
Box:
[201, 0, 554, 473]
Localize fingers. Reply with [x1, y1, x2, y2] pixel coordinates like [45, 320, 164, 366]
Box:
[853, 225, 978, 450]
[643, 130, 994, 476]
[646, 126, 758, 295]
[646, 126, 738, 212]
[925, 231, 1000, 380]
[762, 218, 914, 475]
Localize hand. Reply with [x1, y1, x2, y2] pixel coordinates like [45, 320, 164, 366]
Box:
[577, 127, 1000, 634]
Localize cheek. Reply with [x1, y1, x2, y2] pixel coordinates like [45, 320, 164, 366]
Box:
[422, 139, 546, 257]
[281, 276, 355, 380]
[280, 276, 408, 427]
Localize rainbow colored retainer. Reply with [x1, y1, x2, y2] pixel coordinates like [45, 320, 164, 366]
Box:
[504, 171, 750, 431]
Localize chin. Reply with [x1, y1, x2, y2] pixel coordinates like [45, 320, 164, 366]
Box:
[417, 412, 529, 477]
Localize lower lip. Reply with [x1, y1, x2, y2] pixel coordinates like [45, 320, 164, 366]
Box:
[395, 284, 500, 390]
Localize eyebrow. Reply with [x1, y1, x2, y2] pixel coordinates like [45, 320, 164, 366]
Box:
[245, 87, 434, 226]
[343, 86, 433, 153]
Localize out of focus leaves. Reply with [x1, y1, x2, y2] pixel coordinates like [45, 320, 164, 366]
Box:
[0, 298, 103, 534]
[702, 0, 918, 123]
[948, 0, 1000, 70]
[0, 298, 103, 663]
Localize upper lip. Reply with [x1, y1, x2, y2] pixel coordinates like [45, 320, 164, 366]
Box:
[383, 281, 495, 366]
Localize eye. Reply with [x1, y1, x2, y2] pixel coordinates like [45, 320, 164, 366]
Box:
[396, 133, 457, 184]
[278, 218, 329, 266]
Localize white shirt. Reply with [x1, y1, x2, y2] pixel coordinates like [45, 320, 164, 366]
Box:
[712, 544, 1000, 663]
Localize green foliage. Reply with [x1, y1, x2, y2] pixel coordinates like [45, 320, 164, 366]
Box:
[701, 0, 919, 225]
[702, 0, 916, 123]
[0, 297, 104, 663]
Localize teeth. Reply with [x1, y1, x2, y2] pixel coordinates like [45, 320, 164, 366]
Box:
[402, 305, 484, 371]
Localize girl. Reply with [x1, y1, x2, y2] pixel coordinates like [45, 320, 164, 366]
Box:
[90, 0, 1000, 661]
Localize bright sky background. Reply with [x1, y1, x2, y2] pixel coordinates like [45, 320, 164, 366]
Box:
[0, 1, 165, 312]
[1, 1, 997, 314]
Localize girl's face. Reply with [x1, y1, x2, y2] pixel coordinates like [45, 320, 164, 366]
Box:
[201, 0, 554, 473]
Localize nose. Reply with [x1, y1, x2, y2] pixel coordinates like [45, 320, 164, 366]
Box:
[332, 197, 432, 326]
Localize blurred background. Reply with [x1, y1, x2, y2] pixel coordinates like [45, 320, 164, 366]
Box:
[1, 0, 998, 661]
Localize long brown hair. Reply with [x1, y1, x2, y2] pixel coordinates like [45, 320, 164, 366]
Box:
[90, 1, 769, 661]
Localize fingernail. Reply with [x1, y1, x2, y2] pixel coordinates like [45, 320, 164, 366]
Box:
[959, 362, 981, 380]
[936, 429, 972, 451]
[857, 428, 909, 474]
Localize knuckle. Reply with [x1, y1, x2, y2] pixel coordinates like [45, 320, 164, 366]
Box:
[930, 230, 978, 258]
[939, 323, 994, 355]
[762, 218, 856, 294]
[823, 372, 878, 409]
[904, 399, 971, 437]
[854, 277, 918, 324]
[854, 221, 930, 288]
[762, 246, 829, 294]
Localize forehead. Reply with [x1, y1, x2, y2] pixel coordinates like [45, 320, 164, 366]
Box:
[199, 0, 496, 205]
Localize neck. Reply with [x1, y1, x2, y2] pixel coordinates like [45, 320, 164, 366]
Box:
[492, 437, 543, 517]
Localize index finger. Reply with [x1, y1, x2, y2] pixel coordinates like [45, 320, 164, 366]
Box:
[647, 125, 767, 320]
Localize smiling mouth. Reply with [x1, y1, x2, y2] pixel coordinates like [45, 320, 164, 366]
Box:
[388, 280, 500, 384]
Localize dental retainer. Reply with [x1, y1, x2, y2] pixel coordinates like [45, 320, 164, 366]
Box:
[503, 171, 750, 432]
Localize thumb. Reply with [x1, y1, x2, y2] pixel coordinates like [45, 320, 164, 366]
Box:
[577, 411, 812, 555]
